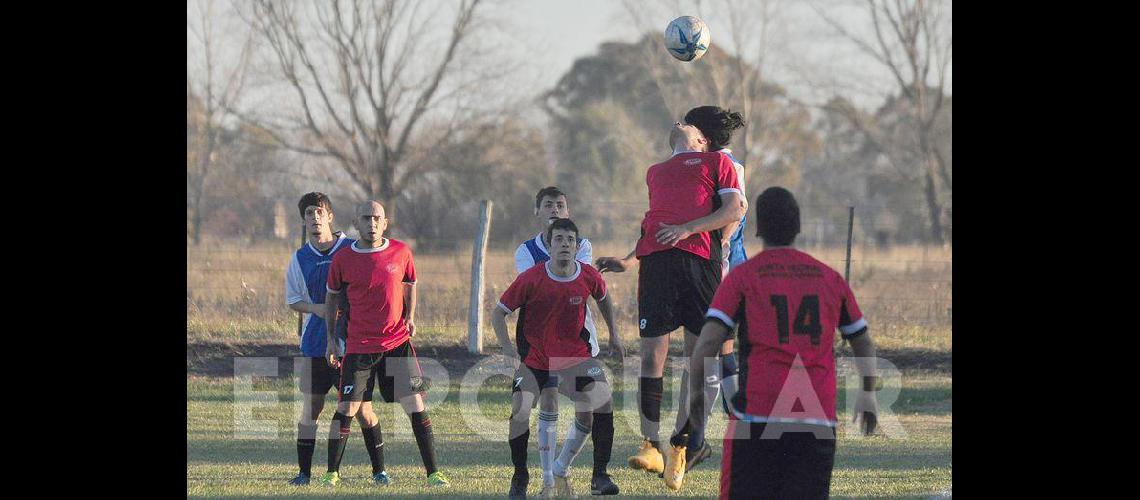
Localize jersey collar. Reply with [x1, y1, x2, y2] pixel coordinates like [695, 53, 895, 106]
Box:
[306, 232, 348, 257]
[351, 238, 390, 253]
[544, 260, 581, 282]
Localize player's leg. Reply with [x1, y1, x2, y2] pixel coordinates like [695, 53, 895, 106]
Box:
[508, 366, 540, 500]
[631, 249, 682, 471]
[354, 395, 388, 484]
[664, 250, 724, 489]
[775, 426, 837, 500]
[629, 334, 669, 473]
[322, 354, 374, 485]
[292, 357, 332, 485]
[384, 341, 447, 486]
[536, 379, 559, 491]
[722, 422, 782, 499]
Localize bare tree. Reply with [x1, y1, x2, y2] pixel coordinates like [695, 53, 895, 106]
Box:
[233, 0, 486, 226]
[187, 0, 256, 245]
[812, 0, 952, 243]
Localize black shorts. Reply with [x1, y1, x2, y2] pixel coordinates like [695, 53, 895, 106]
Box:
[298, 356, 361, 398]
[338, 340, 425, 403]
[512, 358, 610, 404]
[721, 420, 837, 499]
[637, 248, 722, 338]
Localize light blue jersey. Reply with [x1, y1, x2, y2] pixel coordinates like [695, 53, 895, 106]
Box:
[721, 149, 748, 268]
[285, 232, 354, 357]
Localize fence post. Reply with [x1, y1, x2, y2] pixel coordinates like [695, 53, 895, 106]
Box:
[468, 200, 493, 354]
[844, 206, 855, 282]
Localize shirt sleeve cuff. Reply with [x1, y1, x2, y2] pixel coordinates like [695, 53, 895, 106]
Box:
[717, 188, 742, 196]
[497, 302, 514, 314]
[326, 286, 341, 294]
[706, 308, 736, 329]
[839, 317, 868, 337]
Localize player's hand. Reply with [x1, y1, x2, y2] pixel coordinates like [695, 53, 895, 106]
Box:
[326, 347, 341, 370]
[853, 390, 879, 436]
[501, 343, 520, 360]
[595, 257, 628, 273]
[406, 319, 416, 338]
[656, 223, 694, 247]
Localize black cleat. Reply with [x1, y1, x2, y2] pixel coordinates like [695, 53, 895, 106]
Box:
[509, 471, 529, 500]
[590, 473, 619, 495]
[685, 440, 713, 472]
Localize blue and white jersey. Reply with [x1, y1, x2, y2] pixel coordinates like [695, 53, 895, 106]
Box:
[720, 148, 748, 270]
[513, 233, 599, 357]
[285, 232, 354, 357]
[514, 233, 593, 273]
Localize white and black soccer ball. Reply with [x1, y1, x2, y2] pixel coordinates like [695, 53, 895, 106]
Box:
[664, 15, 711, 62]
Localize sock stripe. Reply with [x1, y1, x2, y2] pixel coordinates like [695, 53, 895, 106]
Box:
[574, 420, 591, 433]
[539, 412, 559, 421]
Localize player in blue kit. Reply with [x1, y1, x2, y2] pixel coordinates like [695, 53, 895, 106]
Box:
[284, 192, 388, 486]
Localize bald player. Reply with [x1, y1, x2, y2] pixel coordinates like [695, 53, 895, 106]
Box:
[319, 201, 449, 488]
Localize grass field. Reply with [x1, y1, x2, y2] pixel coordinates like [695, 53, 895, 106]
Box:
[187, 240, 951, 498]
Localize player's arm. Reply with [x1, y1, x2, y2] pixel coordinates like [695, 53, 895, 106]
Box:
[324, 289, 344, 366]
[687, 318, 733, 440]
[847, 327, 879, 435]
[403, 282, 417, 337]
[491, 304, 519, 360]
[656, 191, 746, 247]
[285, 257, 326, 319]
[594, 294, 624, 359]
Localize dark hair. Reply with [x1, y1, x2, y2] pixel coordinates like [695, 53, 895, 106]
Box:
[545, 218, 580, 245]
[297, 192, 332, 218]
[754, 187, 800, 246]
[684, 106, 745, 151]
[535, 186, 567, 211]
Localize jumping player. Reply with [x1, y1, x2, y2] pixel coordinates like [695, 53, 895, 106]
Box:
[594, 120, 746, 490]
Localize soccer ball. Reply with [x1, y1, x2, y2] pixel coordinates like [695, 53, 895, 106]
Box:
[664, 15, 711, 62]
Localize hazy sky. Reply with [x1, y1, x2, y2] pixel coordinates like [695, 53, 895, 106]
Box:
[188, 0, 950, 117]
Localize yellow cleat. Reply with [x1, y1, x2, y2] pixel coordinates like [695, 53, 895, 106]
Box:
[663, 444, 687, 491]
[627, 439, 664, 474]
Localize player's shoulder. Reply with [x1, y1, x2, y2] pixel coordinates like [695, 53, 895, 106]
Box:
[579, 262, 603, 279]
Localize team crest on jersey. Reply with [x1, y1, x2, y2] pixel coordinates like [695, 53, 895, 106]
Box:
[586, 366, 602, 377]
[386, 263, 399, 273]
[569, 296, 583, 305]
[684, 158, 702, 165]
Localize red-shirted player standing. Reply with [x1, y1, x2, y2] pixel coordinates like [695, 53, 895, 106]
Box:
[686, 187, 880, 498]
[492, 218, 620, 499]
[319, 201, 449, 488]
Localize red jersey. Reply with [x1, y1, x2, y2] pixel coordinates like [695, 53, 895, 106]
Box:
[498, 261, 607, 371]
[326, 239, 417, 354]
[635, 151, 742, 260]
[707, 248, 867, 425]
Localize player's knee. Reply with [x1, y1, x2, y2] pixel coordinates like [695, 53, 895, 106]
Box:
[399, 394, 425, 414]
[338, 401, 360, 417]
[575, 412, 593, 431]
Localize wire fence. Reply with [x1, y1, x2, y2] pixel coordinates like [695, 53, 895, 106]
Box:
[187, 203, 952, 344]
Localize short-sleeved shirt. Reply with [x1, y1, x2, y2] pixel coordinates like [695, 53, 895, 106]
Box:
[515, 233, 599, 356]
[497, 261, 607, 370]
[514, 233, 593, 273]
[285, 232, 354, 357]
[706, 247, 867, 426]
[326, 239, 417, 354]
[635, 151, 742, 260]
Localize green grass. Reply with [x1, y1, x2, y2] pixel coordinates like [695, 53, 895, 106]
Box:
[187, 370, 951, 498]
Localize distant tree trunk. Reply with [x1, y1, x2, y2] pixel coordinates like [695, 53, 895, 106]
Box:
[923, 165, 943, 244]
